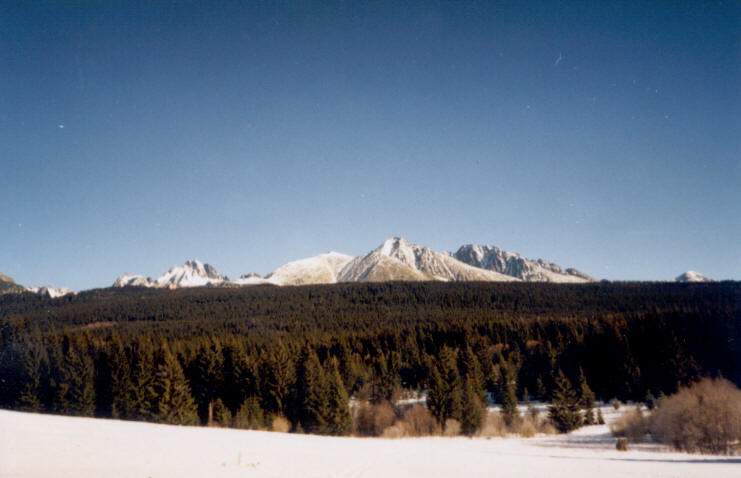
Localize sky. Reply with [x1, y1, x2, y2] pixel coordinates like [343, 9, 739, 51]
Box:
[1, 1, 739, 290]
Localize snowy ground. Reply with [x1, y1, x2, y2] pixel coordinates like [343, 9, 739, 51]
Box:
[1, 408, 739, 478]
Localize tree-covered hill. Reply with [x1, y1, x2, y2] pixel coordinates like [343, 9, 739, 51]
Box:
[1, 281, 738, 432]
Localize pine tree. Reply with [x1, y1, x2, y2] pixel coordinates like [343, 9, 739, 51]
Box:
[578, 368, 596, 425]
[426, 347, 462, 425]
[460, 376, 484, 435]
[211, 398, 232, 427]
[548, 370, 582, 433]
[461, 346, 486, 403]
[129, 339, 157, 420]
[18, 342, 44, 412]
[262, 341, 295, 418]
[426, 361, 448, 425]
[53, 337, 95, 416]
[188, 343, 224, 425]
[370, 352, 399, 403]
[233, 396, 266, 429]
[325, 358, 352, 435]
[295, 347, 329, 434]
[500, 361, 519, 427]
[153, 344, 198, 425]
[109, 340, 137, 419]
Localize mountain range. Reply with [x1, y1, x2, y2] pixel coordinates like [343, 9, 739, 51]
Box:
[0, 237, 718, 296]
[109, 237, 591, 289]
[0, 273, 74, 298]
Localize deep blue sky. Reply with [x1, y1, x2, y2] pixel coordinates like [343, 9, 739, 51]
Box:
[2, 1, 739, 290]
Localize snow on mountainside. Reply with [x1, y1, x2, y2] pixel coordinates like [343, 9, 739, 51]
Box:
[113, 260, 226, 289]
[26, 286, 75, 299]
[110, 237, 603, 290]
[156, 260, 225, 288]
[675, 271, 713, 283]
[338, 237, 518, 283]
[266, 252, 354, 286]
[453, 244, 593, 283]
[113, 274, 155, 288]
[0, 272, 26, 295]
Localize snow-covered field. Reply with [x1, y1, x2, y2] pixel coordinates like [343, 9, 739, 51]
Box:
[1, 408, 739, 478]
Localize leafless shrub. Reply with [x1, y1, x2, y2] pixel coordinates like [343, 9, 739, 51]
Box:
[354, 400, 397, 437]
[650, 378, 741, 455]
[381, 404, 441, 438]
[610, 407, 649, 442]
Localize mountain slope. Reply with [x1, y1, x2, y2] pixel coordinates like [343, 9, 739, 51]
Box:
[676, 271, 713, 283]
[0, 273, 26, 295]
[453, 244, 593, 283]
[113, 274, 155, 288]
[113, 260, 226, 289]
[26, 286, 75, 298]
[338, 237, 518, 283]
[109, 237, 599, 289]
[266, 252, 354, 285]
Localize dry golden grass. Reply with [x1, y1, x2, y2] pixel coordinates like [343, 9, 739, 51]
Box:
[271, 415, 291, 433]
[443, 419, 461, 437]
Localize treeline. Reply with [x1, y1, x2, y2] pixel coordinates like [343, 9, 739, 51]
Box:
[0, 281, 738, 434]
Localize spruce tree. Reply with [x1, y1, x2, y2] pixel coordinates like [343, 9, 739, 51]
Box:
[211, 398, 232, 427]
[262, 341, 295, 418]
[109, 341, 133, 419]
[295, 347, 329, 433]
[53, 337, 95, 416]
[548, 370, 582, 433]
[460, 376, 484, 435]
[500, 361, 519, 427]
[18, 342, 44, 412]
[129, 339, 157, 421]
[233, 396, 266, 430]
[153, 344, 198, 425]
[461, 346, 486, 403]
[426, 347, 463, 425]
[426, 361, 448, 425]
[188, 343, 224, 425]
[325, 358, 352, 435]
[578, 368, 596, 425]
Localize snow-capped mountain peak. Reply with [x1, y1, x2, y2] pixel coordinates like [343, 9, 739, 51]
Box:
[453, 244, 593, 283]
[155, 260, 225, 288]
[338, 237, 518, 283]
[109, 237, 602, 290]
[375, 237, 417, 266]
[26, 286, 75, 299]
[113, 274, 155, 288]
[675, 271, 713, 283]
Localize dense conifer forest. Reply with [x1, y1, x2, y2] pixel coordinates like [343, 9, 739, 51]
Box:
[1, 281, 739, 434]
